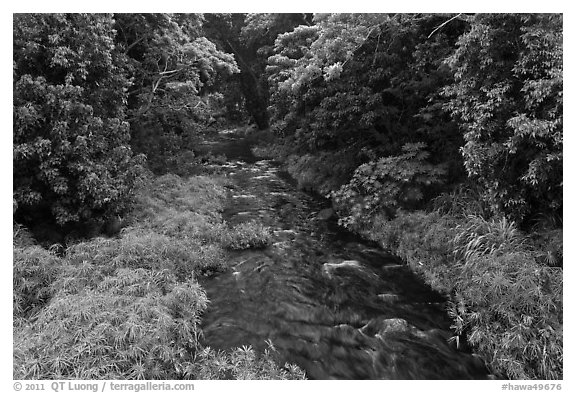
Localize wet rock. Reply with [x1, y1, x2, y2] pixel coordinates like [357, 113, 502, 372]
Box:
[360, 317, 417, 338]
[380, 264, 406, 272]
[322, 260, 362, 277]
[272, 229, 297, 241]
[377, 293, 401, 303]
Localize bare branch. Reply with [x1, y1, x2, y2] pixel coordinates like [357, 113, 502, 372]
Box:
[428, 13, 463, 39]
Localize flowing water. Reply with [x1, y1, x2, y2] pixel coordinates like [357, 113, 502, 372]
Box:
[196, 129, 490, 380]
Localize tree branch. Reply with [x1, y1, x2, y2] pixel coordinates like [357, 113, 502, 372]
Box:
[124, 35, 148, 54]
[427, 13, 463, 39]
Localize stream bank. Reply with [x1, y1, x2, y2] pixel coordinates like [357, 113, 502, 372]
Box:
[195, 128, 491, 380]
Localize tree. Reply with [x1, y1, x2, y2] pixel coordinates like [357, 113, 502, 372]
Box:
[13, 13, 144, 227]
[114, 13, 239, 173]
[203, 13, 309, 129]
[266, 13, 468, 213]
[443, 14, 562, 224]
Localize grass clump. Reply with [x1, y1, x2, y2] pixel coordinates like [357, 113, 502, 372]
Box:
[361, 210, 563, 380]
[14, 229, 210, 379]
[222, 221, 272, 250]
[13, 245, 62, 321]
[15, 274, 207, 379]
[189, 343, 306, 380]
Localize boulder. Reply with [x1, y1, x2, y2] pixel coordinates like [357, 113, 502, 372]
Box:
[360, 317, 415, 337]
[322, 260, 362, 277]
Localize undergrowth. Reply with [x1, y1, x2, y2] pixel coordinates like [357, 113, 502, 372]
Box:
[190, 342, 305, 379]
[221, 221, 272, 250]
[284, 151, 359, 196]
[13, 173, 303, 379]
[252, 140, 359, 197]
[362, 208, 563, 380]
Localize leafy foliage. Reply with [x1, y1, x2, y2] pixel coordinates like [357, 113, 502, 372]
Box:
[116, 13, 239, 173]
[443, 14, 563, 222]
[267, 14, 465, 162]
[203, 13, 309, 129]
[13, 14, 145, 226]
[284, 149, 360, 195]
[331, 143, 446, 229]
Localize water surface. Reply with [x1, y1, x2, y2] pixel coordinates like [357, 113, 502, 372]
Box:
[197, 129, 489, 380]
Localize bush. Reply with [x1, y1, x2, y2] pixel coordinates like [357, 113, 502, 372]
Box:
[64, 229, 226, 281]
[13, 14, 145, 226]
[132, 174, 229, 245]
[452, 250, 562, 379]
[366, 211, 461, 293]
[13, 172, 230, 379]
[332, 143, 446, 230]
[222, 221, 272, 250]
[187, 343, 306, 380]
[443, 14, 563, 223]
[286, 150, 359, 196]
[362, 210, 563, 379]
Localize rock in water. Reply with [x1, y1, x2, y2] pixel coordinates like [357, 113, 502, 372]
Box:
[360, 317, 415, 338]
[322, 260, 363, 278]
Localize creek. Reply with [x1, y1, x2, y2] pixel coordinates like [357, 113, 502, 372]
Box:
[197, 128, 489, 380]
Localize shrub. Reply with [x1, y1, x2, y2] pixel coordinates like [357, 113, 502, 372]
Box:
[366, 211, 460, 293]
[332, 143, 446, 230]
[14, 225, 219, 379]
[443, 14, 563, 223]
[362, 211, 563, 379]
[64, 229, 226, 281]
[187, 343, 306, 380]
[222, 221, 272, 250]
[431, 184, 490, 217]
[452, 250, 562, 380]
[285, 150, 359, 196]
[132, 174, 229, 245]
[13, 14, 145, 226]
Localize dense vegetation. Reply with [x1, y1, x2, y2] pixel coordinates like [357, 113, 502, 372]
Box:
[14, 13, 562, 380]
[13, 13, 301, 380]
[255, 13, 563, 380]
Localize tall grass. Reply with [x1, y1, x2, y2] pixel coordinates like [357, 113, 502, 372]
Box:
[362, 210, 563, 379]
[14, 173, 301, 379]
[221, 221, 272, 250]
